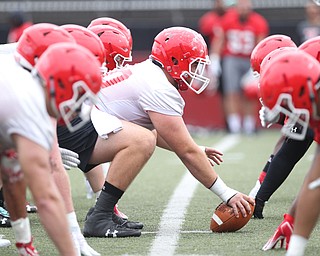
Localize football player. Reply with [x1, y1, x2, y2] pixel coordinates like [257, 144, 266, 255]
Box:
[262, 36, 320, 253]
[0, 41, 101, 255]
[0, 23, 101, 256]
[258, 49, 320, 256]
[57, 26, 254, 238]
[248, 35, 315, 221]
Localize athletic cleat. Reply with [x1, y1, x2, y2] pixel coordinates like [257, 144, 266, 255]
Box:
[26, 203, 37, 214]
[0, 235, 11, 247]
[112, 213, 144, 230]
[0, 207, 11, 227]
[253, 197, 265, 219]
[249, 180, 261, 198]
[114, 204, 128, 220]
[83, 211, 141, 238]
[262, 214, 294, 251]
[85, 206, 143, 230]
[16, 239, 39, 256]
[85, 206, 94, 221]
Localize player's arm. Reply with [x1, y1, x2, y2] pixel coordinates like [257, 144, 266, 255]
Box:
[148, 111, 254, 217]
[155, 129, 223, 166]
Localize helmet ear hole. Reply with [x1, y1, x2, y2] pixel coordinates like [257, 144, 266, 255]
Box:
[172, 57, 178, 65]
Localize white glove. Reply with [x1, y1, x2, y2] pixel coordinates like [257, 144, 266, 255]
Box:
[59, 147, 80, 170]
[209, 54, 221, 77]
[259, 106, 280, 128]
[71, 229, 101, 256]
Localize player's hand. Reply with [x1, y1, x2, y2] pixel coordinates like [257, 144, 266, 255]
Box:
[59, 147, 80, 170]
[209, 54, 221, 77]
[262, 214, 294, 251]
[228, 193, 255, 218]
[259, 105, 280, 128]
[204, 147, 223, 166]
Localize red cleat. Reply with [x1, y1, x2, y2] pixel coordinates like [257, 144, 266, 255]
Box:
[16, 239, 39, 256]
[262, 214, 294, 251]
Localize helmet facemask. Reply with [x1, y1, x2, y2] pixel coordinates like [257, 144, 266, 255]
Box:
[265, 93, 310, 141]
[180, 57, 211, 94]
[48, 78, 97, 132]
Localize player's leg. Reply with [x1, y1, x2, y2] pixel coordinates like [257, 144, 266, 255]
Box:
[83, 121, 156, 238]
[50, 140, 100, 256]
[254, 127, 314, 219]
[0, 150, 38, 255]
[222, 57, 242, 133]
[287, 147, 320, 256]
[15, 135, 77, 255]
[85, 164, 129, 219]
[249, 135, 286, 198]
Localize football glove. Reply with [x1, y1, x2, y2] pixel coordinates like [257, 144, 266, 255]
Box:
[262, 213, 294, 251]
[59, 147, 80, 170]
[259, 105, 280, 128]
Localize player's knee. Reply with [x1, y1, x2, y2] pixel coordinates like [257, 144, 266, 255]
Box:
[135, 130, 156, 156]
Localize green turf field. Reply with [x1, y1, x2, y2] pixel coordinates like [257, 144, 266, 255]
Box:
[1, 130, 319, 255]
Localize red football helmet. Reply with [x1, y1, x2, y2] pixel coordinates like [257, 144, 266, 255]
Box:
[87, 17, 133, 49]
[250, 34, 297, 74]
[88, 25, 132, 71]
[260, 47, 298, 76]
[15, 23, 75, 70]
[299, 35, 320, 62]
[60, 24, 106, 66]
[259, 50, 320, 140]
[150, 27, 210, 94]
[34, 42, 102, 132]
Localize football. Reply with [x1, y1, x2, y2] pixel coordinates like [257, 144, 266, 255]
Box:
[210, 202, 255, 232]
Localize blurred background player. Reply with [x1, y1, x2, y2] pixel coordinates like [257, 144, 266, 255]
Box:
[211, 0, 269, 134]
[7, 11, 32, 43]
[297, 0, 320, 45]
[198, 0, 231, 94]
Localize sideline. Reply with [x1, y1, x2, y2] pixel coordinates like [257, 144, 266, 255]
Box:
[148, 134, 241, 256]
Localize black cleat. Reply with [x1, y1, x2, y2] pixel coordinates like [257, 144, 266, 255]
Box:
[85, 206, 144, 230]
[112, 213, 144, 230]
[83, 211, 141, 238]
[253, 197, 265, 219]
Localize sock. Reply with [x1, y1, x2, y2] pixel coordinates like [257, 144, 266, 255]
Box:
[243, 115, 256, 134]
[286, 235, 307, 256]
[256, 128, 314, 202]
[257, 154, 274, 184]
[227, 114, 241, 133]
[95, 190, 101, 202]
[11, 217, 31, 243]
[94, 181, 124, 216]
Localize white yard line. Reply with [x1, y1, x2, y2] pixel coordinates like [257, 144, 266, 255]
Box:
[148, 134, 241, 256]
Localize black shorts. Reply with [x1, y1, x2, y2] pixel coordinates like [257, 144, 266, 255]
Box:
[57, 117, 99, 173]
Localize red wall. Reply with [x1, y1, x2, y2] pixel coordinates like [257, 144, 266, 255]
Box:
[181, 90, 226, 130]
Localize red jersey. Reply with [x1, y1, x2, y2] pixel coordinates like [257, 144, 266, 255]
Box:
[220, 8, 269, 58]
[7, 22, 33, 43]
[198, 11, 224, 44]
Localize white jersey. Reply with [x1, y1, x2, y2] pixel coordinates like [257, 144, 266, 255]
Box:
[0, 42, 17, 55]
[96, 59, 185, 130]
[0, 53, 54, 151]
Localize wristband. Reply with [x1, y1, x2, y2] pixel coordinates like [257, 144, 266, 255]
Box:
[198, 145, 206, 152]
[209, 176, 238, 203]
